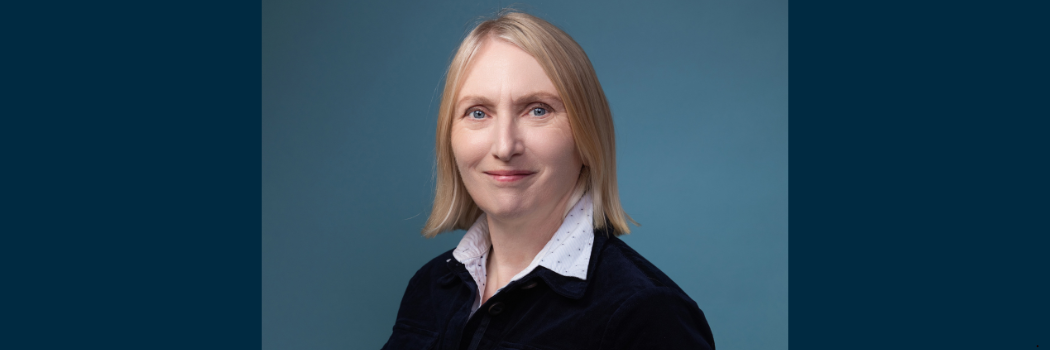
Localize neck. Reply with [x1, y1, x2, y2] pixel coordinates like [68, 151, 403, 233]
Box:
[484, 190, 574, 292]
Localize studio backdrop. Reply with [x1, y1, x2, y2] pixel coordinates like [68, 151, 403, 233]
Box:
[263, 0, 787, 348]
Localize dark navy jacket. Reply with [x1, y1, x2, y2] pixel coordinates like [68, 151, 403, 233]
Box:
[382, 228, 715, 350]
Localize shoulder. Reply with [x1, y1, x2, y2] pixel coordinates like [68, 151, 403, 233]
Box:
[390, 249, 458, 327]
[419, 248, 456, 273]
[405, 248, 456, 289]
[590, 237, 715, 350]
[589, 236, 689, 297]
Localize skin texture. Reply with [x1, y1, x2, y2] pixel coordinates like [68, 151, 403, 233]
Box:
[451, 36, 583, 304]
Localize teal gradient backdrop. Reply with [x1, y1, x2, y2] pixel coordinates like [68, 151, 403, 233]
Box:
[263, 0, 787, 349]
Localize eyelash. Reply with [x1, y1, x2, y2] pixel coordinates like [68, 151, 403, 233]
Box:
[464, 103, 554, 120]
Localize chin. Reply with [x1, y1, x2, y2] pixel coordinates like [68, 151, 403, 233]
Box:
[480, 194, 534, 220]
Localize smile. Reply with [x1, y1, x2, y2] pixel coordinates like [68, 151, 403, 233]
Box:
[483, 170, 536, 183]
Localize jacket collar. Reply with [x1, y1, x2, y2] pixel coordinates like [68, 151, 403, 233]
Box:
[444, 227, 611, 301]
[529, 226, 610, 300]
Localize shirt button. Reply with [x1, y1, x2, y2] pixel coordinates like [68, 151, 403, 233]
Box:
[488, 302, 505, 316]
[521, 281, 538, 290]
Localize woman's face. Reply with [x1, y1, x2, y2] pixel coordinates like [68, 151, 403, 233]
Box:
[451, 36, 583, 222]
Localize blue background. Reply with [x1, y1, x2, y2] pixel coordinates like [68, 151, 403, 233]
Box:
[263, 0, 787, 349]
[5, 1, 1045, 349]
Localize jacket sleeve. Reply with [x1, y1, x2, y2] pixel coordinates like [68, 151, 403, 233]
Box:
[599, 286, 715, 350]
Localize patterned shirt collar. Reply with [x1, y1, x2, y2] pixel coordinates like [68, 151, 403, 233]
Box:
[453, 193, 596, 303]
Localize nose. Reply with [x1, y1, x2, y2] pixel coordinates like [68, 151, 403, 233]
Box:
[492, 111, 524, 162]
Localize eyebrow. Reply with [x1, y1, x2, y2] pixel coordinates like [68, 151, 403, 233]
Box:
[456, 92, 563, 111]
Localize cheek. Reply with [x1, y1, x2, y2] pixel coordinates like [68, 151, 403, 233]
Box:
[450, 128, 486, 169]
[534, 127, 581, 174]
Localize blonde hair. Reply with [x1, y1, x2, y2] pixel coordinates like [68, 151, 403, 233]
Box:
[423, 10, 635, 237]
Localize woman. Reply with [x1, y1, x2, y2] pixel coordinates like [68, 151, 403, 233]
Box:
[383, 11, 714, 350]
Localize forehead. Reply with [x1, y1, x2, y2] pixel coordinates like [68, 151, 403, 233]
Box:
[457, 37, 558, 99]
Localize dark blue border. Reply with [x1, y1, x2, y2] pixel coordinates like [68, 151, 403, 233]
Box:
[6, 1, 260, 348]
[792, 0, 1048, 349]
[7, 0, 1048, 347]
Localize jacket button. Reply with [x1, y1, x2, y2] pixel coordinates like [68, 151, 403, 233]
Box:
[488, 302, 505, 316]
[521, 281, 538, 290]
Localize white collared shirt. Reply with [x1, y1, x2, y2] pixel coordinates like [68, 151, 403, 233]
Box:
[452, 193, 596, 316]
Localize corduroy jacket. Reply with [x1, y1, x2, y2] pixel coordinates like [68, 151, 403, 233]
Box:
[382, 228, 715, 350]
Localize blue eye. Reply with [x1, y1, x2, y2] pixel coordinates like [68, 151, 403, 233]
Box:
[530, 107, 548, 116]
[470, 110, 486, 119]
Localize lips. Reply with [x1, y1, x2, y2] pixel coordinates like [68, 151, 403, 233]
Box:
[483, 170, 536, 182]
